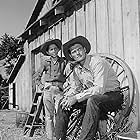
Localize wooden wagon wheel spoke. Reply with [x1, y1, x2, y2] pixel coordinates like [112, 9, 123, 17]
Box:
[120, 75, 127, 87]
[117, 69, 124, 77]
[110, 59, 115, 67]
[115, 64, 119, 74]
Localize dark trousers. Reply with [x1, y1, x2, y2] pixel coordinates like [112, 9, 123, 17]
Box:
[55, 90, 123, 140]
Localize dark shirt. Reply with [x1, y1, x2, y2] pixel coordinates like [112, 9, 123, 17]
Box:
[33, 56, 66, 87]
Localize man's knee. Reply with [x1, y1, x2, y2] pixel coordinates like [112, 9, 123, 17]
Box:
[86, 96, 100, 107]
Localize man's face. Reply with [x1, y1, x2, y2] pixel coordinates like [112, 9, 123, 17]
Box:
[47, 44, 59, 57]
[70, 43, 86, 62]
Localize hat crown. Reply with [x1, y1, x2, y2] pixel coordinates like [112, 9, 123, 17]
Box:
[63, 36, 91, 61]
[40, 38, 62, 55]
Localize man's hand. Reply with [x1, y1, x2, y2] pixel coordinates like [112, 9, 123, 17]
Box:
[60, 95, 77, 110]
[39, 84, 44, 91]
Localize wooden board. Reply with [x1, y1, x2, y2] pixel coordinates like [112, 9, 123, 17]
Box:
[85, 0, 97, 54]
[108, 0, 124, 58]
[76, 5, 86, 36]
[95, 0, 109, 53]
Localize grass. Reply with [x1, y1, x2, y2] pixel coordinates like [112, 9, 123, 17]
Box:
[0, 109, 49, 140]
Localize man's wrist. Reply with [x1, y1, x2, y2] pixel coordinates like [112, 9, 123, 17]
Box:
[74, 95, 79, 102]
[39, 83, 44, 90]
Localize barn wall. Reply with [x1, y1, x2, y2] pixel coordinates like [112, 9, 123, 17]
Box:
[11, 41, 32, 112]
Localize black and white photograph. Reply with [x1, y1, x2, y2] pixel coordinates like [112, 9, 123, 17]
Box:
[0, 0, 140, 140]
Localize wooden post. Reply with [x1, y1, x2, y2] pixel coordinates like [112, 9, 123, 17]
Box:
[13, 83, 16, 108]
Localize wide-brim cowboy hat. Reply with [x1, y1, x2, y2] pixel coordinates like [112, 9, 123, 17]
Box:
[40, 39, 62, 55]
[63, 36, 91, 61]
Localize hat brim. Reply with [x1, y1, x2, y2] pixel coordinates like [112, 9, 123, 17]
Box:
[63, 36, 91, 61]
[40, 39, 62, 55]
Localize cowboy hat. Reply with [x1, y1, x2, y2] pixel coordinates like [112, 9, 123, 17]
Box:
[63, 36, 91, 61]
[40, 39, 62, 55]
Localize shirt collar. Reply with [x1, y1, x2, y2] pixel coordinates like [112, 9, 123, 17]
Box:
[75, 55, 92, 71]
[45, 55, 60, 62]
[83, 55, 91, 69]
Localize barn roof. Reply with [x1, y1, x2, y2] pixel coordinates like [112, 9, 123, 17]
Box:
[26, 0, 47, 28]
[18, 0, 88, 42]
[18, 0, 73, 41]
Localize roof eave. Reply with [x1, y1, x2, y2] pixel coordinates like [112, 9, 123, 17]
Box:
[25, 0, 46, 29]
[18, 0, 66, 39]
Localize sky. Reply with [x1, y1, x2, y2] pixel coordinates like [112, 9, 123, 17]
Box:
[0, 0, 37, 38]
[0, 0, 37, 79]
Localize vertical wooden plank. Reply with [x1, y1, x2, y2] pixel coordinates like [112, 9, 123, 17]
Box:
[34, 38, 42, 92]
[29, 40, 34, 52]
[55, 22, 61, 40]
[55, 22, 62, 57]
[12, 82, 16, 108]
[35, 51, 39, 72]
[95, 0, 109, 53]
[122, 0, 138, 70]
[122, 0, 140, 131]
[76, 5, 86, 37]
[108, 0, 124, 58]
[44, 30, 50, 41]
[40, 33, 45, 45]
[85, 0, 97, 54]
[50, 26, 56, 39]
[50, 25, 62, 56]
[26, 41, 33, 112]
[62, 19, 69, 44]
[30, 39, 37, 51]
[9, 84, 13, 109]
[18, 43, 25, 110]
[22, 64, 26, 110]
[68, 13, 76, 39]
[16, 66, 24, 110]
[60, 19, 69, 57]
[137, 0, 140, 128]
[28, 41, 35, 104]
[31, 50, 36, 99]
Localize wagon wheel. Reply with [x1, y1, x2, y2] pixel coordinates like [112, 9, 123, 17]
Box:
[66, 53, 135, 140]
[97, 53, 135, 140]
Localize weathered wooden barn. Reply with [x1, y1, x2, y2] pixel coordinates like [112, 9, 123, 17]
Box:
[7, 0, 140, 137]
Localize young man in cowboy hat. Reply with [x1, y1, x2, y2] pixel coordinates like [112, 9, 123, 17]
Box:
[34, 38, 66, 140]
[55, 36, 123, 140]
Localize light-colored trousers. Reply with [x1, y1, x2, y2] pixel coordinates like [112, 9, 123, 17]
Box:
[43, 82, 63, 140]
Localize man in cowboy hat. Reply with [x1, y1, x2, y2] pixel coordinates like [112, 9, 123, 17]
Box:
[34, 38, 66, 140]
[55, 36, 123, 140]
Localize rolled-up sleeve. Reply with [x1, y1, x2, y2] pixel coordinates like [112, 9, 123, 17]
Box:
[75, 60, 108, 102]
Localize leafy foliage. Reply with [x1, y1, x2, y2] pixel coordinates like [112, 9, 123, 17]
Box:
[0, 33, 24, 76]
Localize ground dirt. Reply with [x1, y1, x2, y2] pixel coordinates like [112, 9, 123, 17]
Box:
[0, 110, 48, 140]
